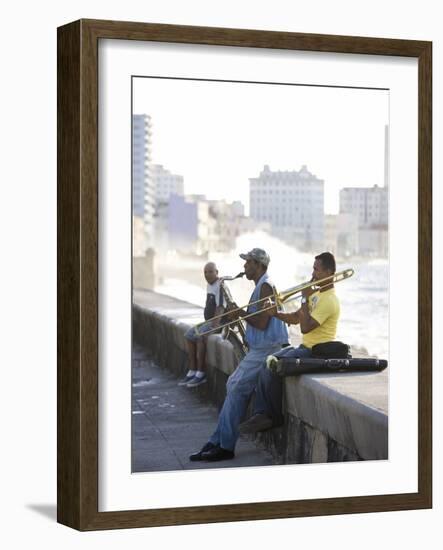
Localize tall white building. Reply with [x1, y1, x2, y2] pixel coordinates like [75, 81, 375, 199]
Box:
[249, 165, 324, 250]
[336, 126, 389, 258]
[148, 164, 185, 251]
[340, 125, 389, 230]
[339, 185, 388, 227]
[132, 114, 155, 246]
[150, 164, 184, 205]
[339, 185, 388, 256]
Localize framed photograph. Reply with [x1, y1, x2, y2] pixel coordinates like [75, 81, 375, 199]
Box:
[57, 19, 432, 530]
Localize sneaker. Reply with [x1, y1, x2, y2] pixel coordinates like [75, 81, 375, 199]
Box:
[186, 373, 207, 388]
[178, 373, 195, 386]
[238, 413, 273, 434]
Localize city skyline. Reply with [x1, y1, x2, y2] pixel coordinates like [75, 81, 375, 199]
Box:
[133, 76, 389, 215]
[133, 156, 388, 258]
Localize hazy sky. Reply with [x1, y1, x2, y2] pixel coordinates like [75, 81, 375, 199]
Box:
[133, 77, 389, 215]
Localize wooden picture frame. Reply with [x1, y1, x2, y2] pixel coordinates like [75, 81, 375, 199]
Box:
[57, 18, 432, 530]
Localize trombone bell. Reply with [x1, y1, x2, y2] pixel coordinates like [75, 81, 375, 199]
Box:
[277, 268, 355, 303]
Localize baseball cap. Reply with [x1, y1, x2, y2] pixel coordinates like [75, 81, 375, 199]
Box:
[239, 248, 270, 267]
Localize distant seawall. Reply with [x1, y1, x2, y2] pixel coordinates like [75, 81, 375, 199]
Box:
[133, 289, 388, 463]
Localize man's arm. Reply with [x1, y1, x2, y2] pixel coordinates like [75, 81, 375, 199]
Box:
[268, 301, 317, 332]
[298, 301, 320, 334]
[273, 309, 300, 325]
[240, 282, 274, 330]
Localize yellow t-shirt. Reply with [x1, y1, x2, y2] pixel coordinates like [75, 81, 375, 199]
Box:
[302, 288, 340, 349]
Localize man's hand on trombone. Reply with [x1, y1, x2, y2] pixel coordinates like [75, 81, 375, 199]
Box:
[261, 298, 278, 316]
[225, 302, 245, 321]
[264, 297, 300, 326]
[301, 278, 317, 299]
[224, 284, 275, 330]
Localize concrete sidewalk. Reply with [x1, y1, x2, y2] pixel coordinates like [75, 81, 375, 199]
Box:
[132, 345, 276, 472]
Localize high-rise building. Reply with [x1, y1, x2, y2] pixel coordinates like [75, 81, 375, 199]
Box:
[150, 164, 184, 205]
[339, 185, 388, 227]
[249, 165, 324, 250]
[132, 114, 155, 246]
[148, 164, 185, 251]
[338, 127, 389, 257]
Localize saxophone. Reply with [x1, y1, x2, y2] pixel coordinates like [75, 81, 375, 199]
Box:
[218, 273, 248, 362]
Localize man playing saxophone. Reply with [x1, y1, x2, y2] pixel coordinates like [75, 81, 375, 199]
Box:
[179, 262, 226, 388]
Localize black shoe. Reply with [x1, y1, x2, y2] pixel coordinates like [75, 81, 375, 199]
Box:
[201, 445, 235, 462]
[189, 442, 216, 462]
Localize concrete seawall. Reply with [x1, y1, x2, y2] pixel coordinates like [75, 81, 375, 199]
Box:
[133, 289, 388, 463]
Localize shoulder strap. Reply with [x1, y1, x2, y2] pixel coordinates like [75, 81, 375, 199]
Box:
[219, 282, 224, 309]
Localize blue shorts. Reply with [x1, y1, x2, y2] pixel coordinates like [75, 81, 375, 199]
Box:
[184, 321, 218, 343]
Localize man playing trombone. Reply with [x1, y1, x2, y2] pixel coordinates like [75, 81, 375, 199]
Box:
[189, 248, 289, 462]
[238, 251, 341, 434]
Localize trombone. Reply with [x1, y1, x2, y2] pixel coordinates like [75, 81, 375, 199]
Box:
[194, 268, 354, 336]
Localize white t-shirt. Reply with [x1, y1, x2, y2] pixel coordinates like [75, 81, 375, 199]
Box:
[204, 279, 226, 320]
[206, 279, 226, 308]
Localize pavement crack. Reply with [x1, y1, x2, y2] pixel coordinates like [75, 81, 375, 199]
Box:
[134, 399, 186, 470]
[146, 416, 186, 470]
